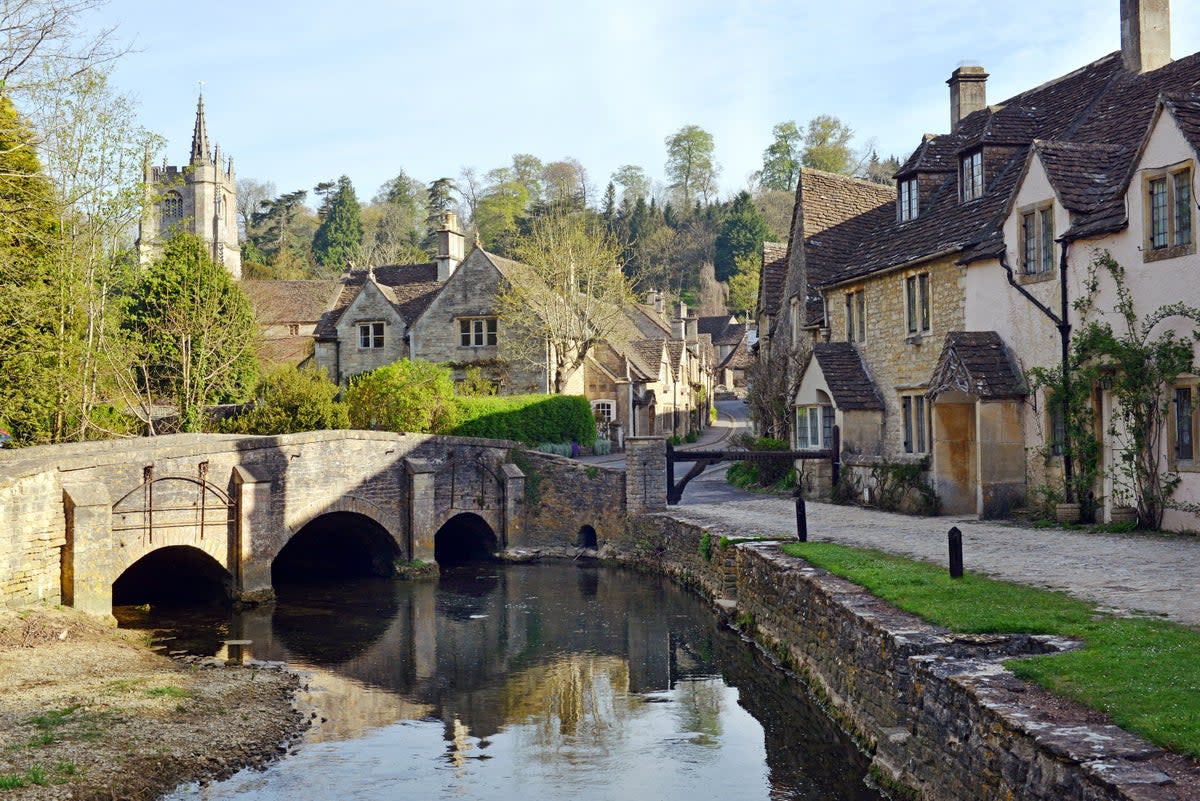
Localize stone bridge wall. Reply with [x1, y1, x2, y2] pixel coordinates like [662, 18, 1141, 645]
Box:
[1, 431, 623, 615]
[514, 451, 624, 548]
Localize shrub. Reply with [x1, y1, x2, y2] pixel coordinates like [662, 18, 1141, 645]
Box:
[345, 359, 459, 433]
[452, 394, 594, 446]
[223, 365, 348, 434]
[592, 439, 612, 456]
[535, 442, 573, 457]
[870, 459, 941, 515]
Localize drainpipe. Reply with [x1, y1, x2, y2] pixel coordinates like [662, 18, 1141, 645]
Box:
[999, 242, 1073, 501]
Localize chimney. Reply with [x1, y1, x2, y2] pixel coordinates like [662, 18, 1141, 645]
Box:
[436, 211, 466, 282]
[947, 65, 988, 131]
[1122, 0, 1171, 74]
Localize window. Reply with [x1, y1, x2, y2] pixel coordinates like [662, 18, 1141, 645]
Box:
[1145, 165, 1194, 259]
[1048, 394, 1066, 457]
[1175, 387, 1195, 463]
[904, 273, 931, 335]
[358, 321, 384, 349]
[898, 177, 919, 221]
[592, 400, 616, 422]
[162, 191, 183, 224]
[845, 289, 865, 343]
[288, 323, 300, 336]
[796, 405, 834, 449]
[459, 317, 497, 347]
[1020, 204, 1055, 275]
[902, 394, 930, 454]
[961, 150, 983, 201]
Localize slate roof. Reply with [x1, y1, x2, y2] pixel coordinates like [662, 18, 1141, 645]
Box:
[819, 49, 1200, 285]
[241, 280, 339, 324]
[928, 331, 1026, 400]
[759, 241, 788, 317]
[314, 263, 441, 339]
[812, 343, 883, 410]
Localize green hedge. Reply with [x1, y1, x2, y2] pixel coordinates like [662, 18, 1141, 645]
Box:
[451, 394, 595, 446]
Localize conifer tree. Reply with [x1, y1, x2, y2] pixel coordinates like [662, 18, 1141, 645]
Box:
[714, 191, 770, 282]
[312, 175, 363, 272]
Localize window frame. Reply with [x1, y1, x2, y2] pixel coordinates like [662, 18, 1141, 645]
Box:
[795, 404, 833, 450]
[901, 393, 931, 455]
[161, 191, 184, 225]
[357, 321, 384, 350]
[960, 150, 984, 202]
[845, 288, 866, 343]
[898, 177, 919, 222]
[1018, 201, 1055, 277]
[1144, 163, 1195, 262]
[1171, 384, 1197, 468]
[904, 272, 931, 336]
[459, 316, 498, 347]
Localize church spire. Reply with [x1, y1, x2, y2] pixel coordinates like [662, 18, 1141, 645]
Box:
[190, 93, 211, 165]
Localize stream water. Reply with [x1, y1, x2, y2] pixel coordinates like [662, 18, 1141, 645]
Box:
[117, 563, 885, 801]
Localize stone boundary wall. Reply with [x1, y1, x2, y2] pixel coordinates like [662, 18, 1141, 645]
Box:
[602, 513, 1198, 801]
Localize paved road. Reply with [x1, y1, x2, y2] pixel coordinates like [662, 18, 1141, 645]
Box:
[667, 494, 1200, 628]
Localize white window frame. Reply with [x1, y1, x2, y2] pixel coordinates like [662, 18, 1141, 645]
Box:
[904, 273, 931, 336]
[591, 399, 616, 423]
[358, 321, 384, 350]
[901, 394, 930, 454]
[1019, 202, 1055, 276]
[898, 177, 918, 221]
[795, 405, 834, 450]
[961, 150, 983, 201]
[459, 317, 498, 347]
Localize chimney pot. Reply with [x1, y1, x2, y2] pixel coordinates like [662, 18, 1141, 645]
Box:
[947, 65, 988, 131]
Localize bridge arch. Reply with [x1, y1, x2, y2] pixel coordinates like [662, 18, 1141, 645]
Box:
[274, 509, 401, 585]
[112, 545, 232, 606]
[434, 512, 498, 566]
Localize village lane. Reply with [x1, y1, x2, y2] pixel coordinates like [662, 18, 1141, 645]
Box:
[666, 496, 1200, 628]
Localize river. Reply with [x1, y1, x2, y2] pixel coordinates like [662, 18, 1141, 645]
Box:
[117, 563, 885, 801]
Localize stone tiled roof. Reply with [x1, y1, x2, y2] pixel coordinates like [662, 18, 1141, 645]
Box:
[241, 280, 339, 324]
[314, 263, 441, 339]
[1032, 140, 1129, 239]
[759, 241, 788, 317]
[821, 50, 1200, 284]
[629, 339, 665, 378]
[812, 343, 883, 410]
[718, 341, 754, 371]
[927, 331, 1026, 400]
[627, 303, 673, 339]
[666, 341, 685, 381]
[697, 315, 744, 346]
[1163, 93, 1200, 153]
[255, 335, 314, 367]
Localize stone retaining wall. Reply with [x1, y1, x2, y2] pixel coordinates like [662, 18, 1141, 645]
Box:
[515, 450, 624, 548]
[603, 513, 1197, 801]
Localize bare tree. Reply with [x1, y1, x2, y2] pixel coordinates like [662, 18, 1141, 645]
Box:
[1, 0, 123, 100]
[497, 213, 634, 394]
[746, 341, 807, 442]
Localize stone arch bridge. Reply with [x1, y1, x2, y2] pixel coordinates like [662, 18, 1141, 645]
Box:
[0, 431, 638, 617]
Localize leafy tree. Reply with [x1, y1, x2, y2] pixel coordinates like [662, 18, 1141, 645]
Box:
[344, 359, 459, 434]
[475, 171, 529, 251]
[664, 124, 719, 205]
[802, 114, 855, 174]
[714, 191, 770, 281]
[223, 364, 348, 434]
[611, 164, 650, 205]
[312, 175, 363, 272]
[124, 233, 257, 433]
[727, 253, 760, 319]
[364, 168, 427, 265]
[757, 121, 802, 191]
[456, 365, 497, 397]
[540, 157, 588, 213]
[499, 212, 635, 394]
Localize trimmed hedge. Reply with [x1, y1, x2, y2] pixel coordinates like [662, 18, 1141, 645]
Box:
[451, 394, 595, 446]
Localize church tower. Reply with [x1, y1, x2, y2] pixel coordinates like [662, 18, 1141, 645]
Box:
[138, 95, 241, 279]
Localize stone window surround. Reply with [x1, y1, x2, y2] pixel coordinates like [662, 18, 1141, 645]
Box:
[903, 271, 932, 340]
[459, 316, 498, 347]
[357, 320, 384, 350]
[844, 287, 866, 343]
[900, 392, 931, 454]
[162, 191, 184, 223]
[898, 177, 919, 222]
[1017, 200, 1055, 281]
[1142, 160, 1195, 263]
[1168, 377, 1200, 473]
[960, 149, 984, 202]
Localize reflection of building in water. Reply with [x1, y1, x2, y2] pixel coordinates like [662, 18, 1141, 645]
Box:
[232, 566, 720, 743]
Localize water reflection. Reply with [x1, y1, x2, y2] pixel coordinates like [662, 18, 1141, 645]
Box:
[118, 564, 883, 801]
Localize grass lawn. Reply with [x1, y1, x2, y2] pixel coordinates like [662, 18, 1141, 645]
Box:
[781, 542, 1200, 759]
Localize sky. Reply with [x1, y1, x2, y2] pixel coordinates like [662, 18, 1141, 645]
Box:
[82, 0, 1200, 207]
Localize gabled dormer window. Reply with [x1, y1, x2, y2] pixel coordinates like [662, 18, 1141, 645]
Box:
[898, 178, 919, 221]
[961, 150, 983, 201]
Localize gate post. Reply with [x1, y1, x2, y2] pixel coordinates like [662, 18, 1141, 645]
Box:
[625, 436, 667, 512]
[232, 466, 274, 605]
[61, 481, 113, 618]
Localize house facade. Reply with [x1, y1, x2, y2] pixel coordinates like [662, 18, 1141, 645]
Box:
[777, 0, 1200, 527]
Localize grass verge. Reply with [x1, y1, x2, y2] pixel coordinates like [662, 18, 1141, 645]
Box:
[781, 541, 1200, 759]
